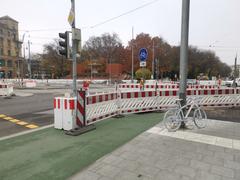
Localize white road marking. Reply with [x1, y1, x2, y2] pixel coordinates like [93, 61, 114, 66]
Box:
[0, 124, 54, 141]
[147, 127, 240, 150]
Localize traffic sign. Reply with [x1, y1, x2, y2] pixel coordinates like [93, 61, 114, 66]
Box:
[140, 61, 146, 67]
[139, 48, 148, 61]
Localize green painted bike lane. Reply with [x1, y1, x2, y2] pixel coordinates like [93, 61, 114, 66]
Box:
[0, 112, 163, 180]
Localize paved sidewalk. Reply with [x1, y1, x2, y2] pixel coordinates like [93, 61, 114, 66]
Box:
[70, 120, 240, 180]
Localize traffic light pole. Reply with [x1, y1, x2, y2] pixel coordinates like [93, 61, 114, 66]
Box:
[71, 0, 77, 97]
[179, 0, 190, 127]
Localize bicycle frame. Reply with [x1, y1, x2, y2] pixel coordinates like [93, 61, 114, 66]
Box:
[176, 99, 200, 120]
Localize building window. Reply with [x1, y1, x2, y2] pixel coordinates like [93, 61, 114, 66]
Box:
[7, 60, 12, 67]
[7, 71, 12, 78]
[8, 31, 10, 37]
[0, 59, 5, 67]
[7, 40, 11, 47]
[0, 38, 3, 46]
[0, 48, 3, 55]
[13, 34, 16, 41]
[0, 29, 3, 35]
[8, 50, 11, 56]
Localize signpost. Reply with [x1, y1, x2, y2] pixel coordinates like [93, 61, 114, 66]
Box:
[139, 48, 148, 67]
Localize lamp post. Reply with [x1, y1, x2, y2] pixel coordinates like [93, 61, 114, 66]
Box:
[131, 27, 134, 83]
[179, 0, 190, 128]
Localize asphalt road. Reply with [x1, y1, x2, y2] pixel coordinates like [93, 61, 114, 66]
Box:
[0, 93, 57, 137]
[0, 83, 115, 138]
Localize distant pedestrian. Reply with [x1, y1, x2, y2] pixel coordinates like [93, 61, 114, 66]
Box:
[218, 78, 222, 88]
[140, 78, 145, 91]
[83, 80, 90, 95]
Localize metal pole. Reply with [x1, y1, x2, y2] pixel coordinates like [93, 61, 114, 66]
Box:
[28, 40, 31, 79]
[109, 58, 111, 84]
[152, 40, 155, 79]
[71, 0, 77, 97]
[156, 59, 159, 81]
[90, 55, 93, 80]
[131, 27, 134, 83]
[179, 0, 190, 107]
[233, 54, 237, 88]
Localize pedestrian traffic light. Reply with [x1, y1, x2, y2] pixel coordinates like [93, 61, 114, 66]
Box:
[59, 31, 70, 58]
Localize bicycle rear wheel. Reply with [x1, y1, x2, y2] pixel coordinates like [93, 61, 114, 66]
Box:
[193, 108, 207, 128]
[163, 109, 182, 132]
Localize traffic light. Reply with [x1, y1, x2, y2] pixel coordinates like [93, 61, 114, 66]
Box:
[59, 31, 70, 58]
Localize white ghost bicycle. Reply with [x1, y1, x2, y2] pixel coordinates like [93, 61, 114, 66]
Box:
[163, 97, 207, 132]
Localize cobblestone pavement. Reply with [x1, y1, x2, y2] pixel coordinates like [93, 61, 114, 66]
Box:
[70, 119, 240, 180]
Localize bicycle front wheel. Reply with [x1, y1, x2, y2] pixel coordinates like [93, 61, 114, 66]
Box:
[193, 108, 207, 128]
[163, 109, 182, 132]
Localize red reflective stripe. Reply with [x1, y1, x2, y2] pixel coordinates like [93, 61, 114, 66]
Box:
[187, 90, 190, 95]
[64, 99, 67, 109]
[87, 97, 89, 105]
[92, 96, 96, 104]
[69, 100, 74, 110]
[141, 92, 146, 97]
[54, 99, 56, 109]
[77, 101, 84, 115]
[134, 92, 138, 98]
[127, 92, 131, 98]
[76, 116, 83, 126]
[105, 95, 108, 101]
[165, 91, 169, 96]
[211, 90, 215, 95]
[173, 91, 177, 96]
[204, 90, 208, 95]
[99, 95, 102, 102]
[149, 91, 152, 97]
[218, 90, 222, 94]
[226, 89, 229, 94]
[58, 99, 60, 109]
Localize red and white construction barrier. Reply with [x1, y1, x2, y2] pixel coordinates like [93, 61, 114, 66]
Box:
[118, 84, 219, 91]
[0, 83, 13, 96]
[25, 80, 37, 88]
[54, 97, 77, 130]
[85, 92, 118, 125]
[54, 87, 240, 130]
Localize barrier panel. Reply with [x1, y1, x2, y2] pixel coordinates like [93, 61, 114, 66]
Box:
[54, 87, 240, 130]
[25, 80, 37, 88]
[54, 97, 78, 130]
[85, 92, 118, 125]
[118, 84, 219, 91]
[0, 83, 13, 96]
[54, 97, 64, 129]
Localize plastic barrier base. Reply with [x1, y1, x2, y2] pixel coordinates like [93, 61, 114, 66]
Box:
[65, 124, 96, 136]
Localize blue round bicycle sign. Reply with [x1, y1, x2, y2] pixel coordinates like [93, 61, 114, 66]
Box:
[139, 48, 148, 61]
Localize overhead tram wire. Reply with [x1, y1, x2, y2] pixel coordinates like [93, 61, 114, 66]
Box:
[19, 28, 67, 32]
[89, 0, 160, 28]
[19, 0, 160, 32]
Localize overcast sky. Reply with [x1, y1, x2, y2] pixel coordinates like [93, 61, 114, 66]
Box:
[1, 0, 240, 65]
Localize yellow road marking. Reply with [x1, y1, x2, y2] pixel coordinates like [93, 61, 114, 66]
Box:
[16, 121, 29, 126]
[25, 124, 39, 129]
[0, 114, 6, 118]
[0, 115, 39, 129]
[9, 119, 20, 123]
[3, 117, 14, 120]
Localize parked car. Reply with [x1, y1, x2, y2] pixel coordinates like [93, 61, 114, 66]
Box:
[187, 79, 197, 85]
[225, 78, 240, 87]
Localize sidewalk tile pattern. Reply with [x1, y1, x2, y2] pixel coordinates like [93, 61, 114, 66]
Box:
[70, 120, 240, 180]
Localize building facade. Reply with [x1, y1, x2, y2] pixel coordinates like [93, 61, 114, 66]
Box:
[0, 16, 23, 78]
